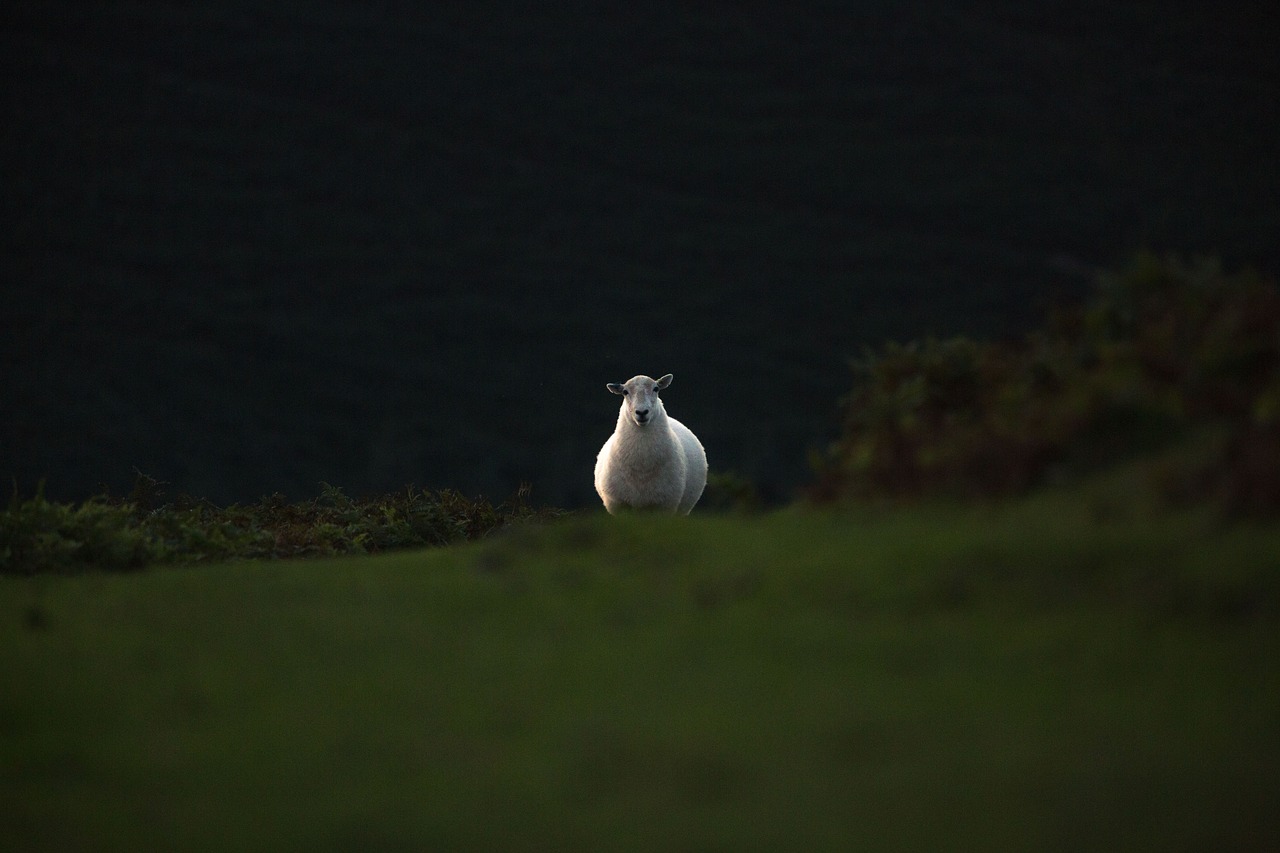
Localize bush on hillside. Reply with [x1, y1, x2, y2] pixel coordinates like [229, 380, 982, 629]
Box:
[808, 255, 1280, 515]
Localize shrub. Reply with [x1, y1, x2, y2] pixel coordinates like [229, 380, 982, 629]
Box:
[1, 476, 565, 575]
[809, 255, 1280, 514]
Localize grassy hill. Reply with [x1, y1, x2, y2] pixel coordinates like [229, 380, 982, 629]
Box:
[4, 490, 1278, 851]
[5, 8, 1277, 846]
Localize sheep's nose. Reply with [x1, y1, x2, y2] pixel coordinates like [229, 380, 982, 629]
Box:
[635, 408, 649, 418]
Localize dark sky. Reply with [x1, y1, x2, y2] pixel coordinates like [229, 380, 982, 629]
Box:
[3, 2, 1277, 507]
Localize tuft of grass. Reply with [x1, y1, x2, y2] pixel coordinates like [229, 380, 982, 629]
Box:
[1, 476, 564, 575]
[700, 470, 764, 513]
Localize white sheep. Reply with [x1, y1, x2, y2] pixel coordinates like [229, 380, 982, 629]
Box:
[594, 373, 708, 514]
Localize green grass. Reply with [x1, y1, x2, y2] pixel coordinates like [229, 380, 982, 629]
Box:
[3, 496, 1278, 851]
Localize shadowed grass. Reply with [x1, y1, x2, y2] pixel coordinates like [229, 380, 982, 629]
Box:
[3, 499, 1277, 851]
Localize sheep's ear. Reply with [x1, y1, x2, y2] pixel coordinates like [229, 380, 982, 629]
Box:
[607, 383, 626, 395]
[656, 374, 673, 389]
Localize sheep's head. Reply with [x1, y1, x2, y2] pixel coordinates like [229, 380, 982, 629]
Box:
[607, 373, 673, 427]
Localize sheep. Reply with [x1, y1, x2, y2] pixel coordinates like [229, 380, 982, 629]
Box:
[594, 373, 708, 515]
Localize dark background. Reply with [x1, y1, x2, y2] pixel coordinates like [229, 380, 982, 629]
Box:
[4, 1, 1277, 508]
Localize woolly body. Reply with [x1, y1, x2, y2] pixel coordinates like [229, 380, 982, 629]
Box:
[594, 374, 707, 515]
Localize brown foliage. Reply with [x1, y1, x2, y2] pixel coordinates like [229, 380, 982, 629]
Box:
[809, 255, 1280, 515]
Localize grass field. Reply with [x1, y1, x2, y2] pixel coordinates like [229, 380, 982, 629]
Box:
[3, 490, 1277, 851]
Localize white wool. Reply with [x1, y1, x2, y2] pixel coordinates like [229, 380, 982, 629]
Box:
[594, 373, 708, 515]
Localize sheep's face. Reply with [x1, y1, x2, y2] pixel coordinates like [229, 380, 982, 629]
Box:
[608, 373, 673, 427]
